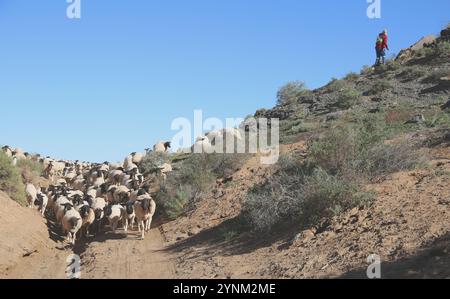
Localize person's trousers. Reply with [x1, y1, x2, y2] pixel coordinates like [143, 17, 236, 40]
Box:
[376, 48, 386, 65]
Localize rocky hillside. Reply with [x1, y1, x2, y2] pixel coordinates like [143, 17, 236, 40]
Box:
[160, 26, 450, 279]
[0, 26, 449, 279]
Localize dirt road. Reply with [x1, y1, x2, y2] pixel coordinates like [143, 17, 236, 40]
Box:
[80, 228, 176, 279]
[1, 190, 176, 279]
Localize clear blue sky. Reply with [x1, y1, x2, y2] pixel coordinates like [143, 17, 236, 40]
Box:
[0, 0, 448, 162]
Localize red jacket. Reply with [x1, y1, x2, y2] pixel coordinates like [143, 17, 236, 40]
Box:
[376, 33, 388, 50]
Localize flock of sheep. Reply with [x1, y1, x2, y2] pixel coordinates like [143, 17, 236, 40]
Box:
[1, 127, 244, 246]
[2, 141, 172, 245]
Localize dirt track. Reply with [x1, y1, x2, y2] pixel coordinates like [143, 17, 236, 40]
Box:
[0, 191, 176, 279]
[80, 228, 175, 279]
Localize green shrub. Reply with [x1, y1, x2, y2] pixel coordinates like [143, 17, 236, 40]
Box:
[16, 159, 44, 184]
[422, 68, 450, 83]
[288, 122, 318, 135]
[243, 120, 423, 233]
[416, 41, 450, 58]
[277, 81, 309, 106]
[435, 41, 450, 56]
[397, 67, 426, 81]
[385, 59, 401, 72]
[0, 152, 26, 205]
[365, 142, 425, 178]
[324, 78, 348, 93]
[154, 153, 248, 220]
[139, 151, 170, 175]
[344, 72, 360, 82]
[301, 168, 357, 223]
[361, 65, 373, 75]
[335, 89, 360, 109]
[156, 185, 192, 220]
[366, 80, 393, 95]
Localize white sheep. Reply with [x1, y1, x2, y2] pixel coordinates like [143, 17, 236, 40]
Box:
[54, 196, 71, 225]
[25, 183, 38, 209]
[78, 204, 95, 238]
[122, 201, 136, 233]
[191, 136, 213, 154]
[13, 148, 27, 160]
[153, 141, 171, 153]
[2, 146, 13, 158]
[34, 192, 48, 216]
[61, 203, 82, 245]
[131, 152, 146, 165]
[104, 204, 124, 233]
[123, 154, 134, 169]
[134, 195, 156, 240]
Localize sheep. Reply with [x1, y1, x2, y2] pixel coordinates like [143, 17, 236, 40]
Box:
[72, 178, 86, 191]
[157, 163, 173, 181]
[130, 188, 148, 201]
[86, 187, 98, 200]
[207, 128, 243, 149]
[191, 136, 213, 154]
[122, 201, 136, 233]
[133, 195, 156, 240]
[104, 204, 124, 233]
[92, 170, 106, 188]
[91, 197, 107, 234]
[123, 154, 134, 169]
[25, 183, 38, 209]
[2, 146, 13, 158]
[13, 148, 26, 160]
[113, 185, 130, 204]
[34, 192, 48, 216]
[78, 204, 95, 238]
[55, 196, 71, 225]
[61, 203, 82, 245]
[107, 168, 124, 186]
[131, 152, 145, 165]
[153, 141, 171, 153]
[12, 156, 18, 166]
[109, 162, 122, 170]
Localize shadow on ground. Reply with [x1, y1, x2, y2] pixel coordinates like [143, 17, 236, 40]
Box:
[338, 233, 450, 279]
[164, 215, 303, 259]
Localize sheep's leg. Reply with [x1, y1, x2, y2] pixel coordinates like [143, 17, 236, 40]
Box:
[124, 218, 128, 233]
[141, 222, 145, 240]
[146, 216, 153, 232]
[131, 216, 135, 230]
[112, 221, 117, 233]
[145, 219, 150, 232]
[138, 221, 142, 233]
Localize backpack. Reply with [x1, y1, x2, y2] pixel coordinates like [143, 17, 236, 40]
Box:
[376, 35, 384, 46]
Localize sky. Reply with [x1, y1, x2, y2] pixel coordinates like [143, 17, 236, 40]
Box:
[0, 0, 449, 162]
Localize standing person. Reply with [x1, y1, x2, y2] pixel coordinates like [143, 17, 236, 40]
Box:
[375, 29, 389, 66]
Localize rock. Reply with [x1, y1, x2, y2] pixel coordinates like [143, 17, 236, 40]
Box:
[396, 35, 437, 63]
[441, 100, 450, 110]
[213, 189, 225, 199]
[371, 97, 383, 102]
[405, 114, 426, 124]
[439, 25, 450, 42]
[326, 111, 344, 122]
[349, 207, 360, 217]
[293, 229, 316, 245]
[439, 77, 450, 88]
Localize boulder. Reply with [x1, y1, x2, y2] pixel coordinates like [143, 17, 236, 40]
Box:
[441, 99, 450, 110]
[396, 35, 437, 63]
